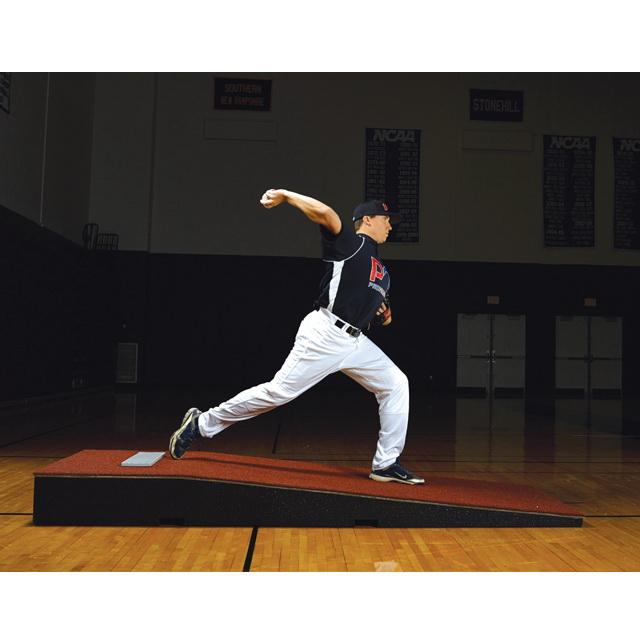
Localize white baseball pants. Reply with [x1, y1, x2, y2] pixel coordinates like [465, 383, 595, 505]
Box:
[198, 307, 409, 470]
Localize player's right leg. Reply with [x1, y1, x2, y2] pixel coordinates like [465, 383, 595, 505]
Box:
[169, 407, 202, 459]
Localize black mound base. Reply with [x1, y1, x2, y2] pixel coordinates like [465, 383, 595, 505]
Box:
[34, 475, 582, 528]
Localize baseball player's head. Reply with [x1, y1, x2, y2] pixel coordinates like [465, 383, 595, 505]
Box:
[352, 200, 401, 244]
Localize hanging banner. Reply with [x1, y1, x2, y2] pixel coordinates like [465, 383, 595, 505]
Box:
[0, 73, 10, 114]
[214, 77, 272, 111]
[469, 89, 523, 122]
[613, 137, 640, 250]
[364, 128, 420, 243]
[543, 135, 596, 247]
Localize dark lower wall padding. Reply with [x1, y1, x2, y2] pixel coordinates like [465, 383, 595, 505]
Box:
[33, 449, 582, 527]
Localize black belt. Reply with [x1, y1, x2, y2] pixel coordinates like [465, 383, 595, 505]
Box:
[334, 319, 361, 337]
[314, 303, 362, 337]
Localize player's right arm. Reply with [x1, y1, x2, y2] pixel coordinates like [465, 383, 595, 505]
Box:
[260, 189, 342, 235]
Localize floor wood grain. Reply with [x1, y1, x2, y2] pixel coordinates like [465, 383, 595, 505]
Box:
[1, 391, 639, 571]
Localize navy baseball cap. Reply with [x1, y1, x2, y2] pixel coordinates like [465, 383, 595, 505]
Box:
[352, 200, 401, 224]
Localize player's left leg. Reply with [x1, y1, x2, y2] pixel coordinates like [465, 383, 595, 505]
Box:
[340, 335, 424, 484]
[169, 309, 357, 459]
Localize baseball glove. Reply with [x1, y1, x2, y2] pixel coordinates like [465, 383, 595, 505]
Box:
[373, 296, 392, 327]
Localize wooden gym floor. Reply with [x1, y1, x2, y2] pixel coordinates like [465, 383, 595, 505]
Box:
[1, 384, 640, 571]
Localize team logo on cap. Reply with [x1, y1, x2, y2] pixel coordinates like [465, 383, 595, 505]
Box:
[382, 202, 389, 212]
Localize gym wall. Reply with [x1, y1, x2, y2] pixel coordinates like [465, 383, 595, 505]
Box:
[0, 73, 102, 403]
[88, 72, 640, 266]
[0, 205, 117, 402]
[0, 72, 94, 243]
[2, 72, 640, 406]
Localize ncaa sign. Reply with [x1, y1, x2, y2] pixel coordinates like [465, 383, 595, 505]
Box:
[372, 129, 417, 143]
[618, 138, 640, 152]
[549, 136, 592, 151]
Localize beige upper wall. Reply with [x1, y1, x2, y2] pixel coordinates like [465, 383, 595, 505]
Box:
[88, 73, 155, 249]
[89, 72, 640, 265]
[0, 73, 48, 223]
[0, 72, 95, 245]
[42, 73, 95, 244]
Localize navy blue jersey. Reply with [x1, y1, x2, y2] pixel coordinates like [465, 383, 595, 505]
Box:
[315, 217, 391, 330]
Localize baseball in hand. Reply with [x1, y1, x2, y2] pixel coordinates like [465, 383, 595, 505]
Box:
[260, 189, 284, 209]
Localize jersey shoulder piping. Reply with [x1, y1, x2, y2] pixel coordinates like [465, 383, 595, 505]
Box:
[322, 237, 365, 263]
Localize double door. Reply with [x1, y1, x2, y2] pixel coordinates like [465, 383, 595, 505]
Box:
[555, 316, 622, 397]
[456, 314, 526, 396]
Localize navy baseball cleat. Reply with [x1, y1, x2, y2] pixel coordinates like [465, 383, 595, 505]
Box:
[369, 459, 425, 485]
[169, 407, 202, 459]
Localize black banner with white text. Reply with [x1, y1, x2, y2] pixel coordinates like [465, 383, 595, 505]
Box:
[469, 89, 523, 122]
[614, 137, 640, 250]
[365, 128, 421, 243]
[0, 73, 10, 114]
[214, 77, 271, 111]
[543, 135, 596, 247]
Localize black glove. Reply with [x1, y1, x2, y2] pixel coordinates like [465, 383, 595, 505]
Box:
[372, 295, 392, 327]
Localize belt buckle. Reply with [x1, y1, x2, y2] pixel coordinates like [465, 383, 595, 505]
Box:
[335, 318, 360, 338]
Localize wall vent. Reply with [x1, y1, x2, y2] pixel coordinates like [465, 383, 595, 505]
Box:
[116, 342, 138, 383]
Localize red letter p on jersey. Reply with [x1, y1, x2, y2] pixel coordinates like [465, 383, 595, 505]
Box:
[369, 257, 386, 282]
